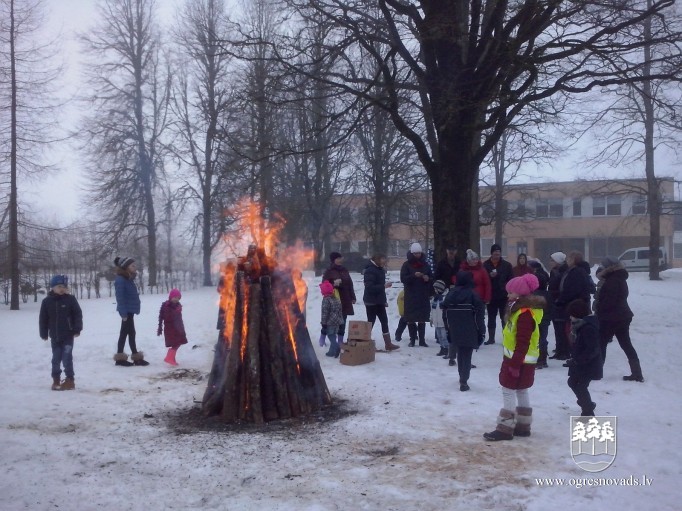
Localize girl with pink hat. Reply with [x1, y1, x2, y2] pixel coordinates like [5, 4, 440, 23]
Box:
[157, 288, 188, 366]
[484, 273, 546, 441]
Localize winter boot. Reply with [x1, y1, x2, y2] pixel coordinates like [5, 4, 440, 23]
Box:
[436, 346, 447, 357]
[382, 333, 400, 351]
[580, 402, 596, 417]
[536, 345, 549, 369]
[459, 381, 470, 392]
[407, 323, 417, 347]
[416, 322, 427, 346]
[61, 377, 75, 391]
[164, 348, 178, 366]
[131, 352, 150, 366]
[484, 326, 496, 345]
[326, 339, 339, 357]
[114, 353, 134, 367]
[51, 376, 62, 391]
[514, 407, 532, 437]
[623, 358, 644, 382]
[483, 408, 515, 441]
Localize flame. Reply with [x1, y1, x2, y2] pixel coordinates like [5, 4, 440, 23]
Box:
[217, 199, 315, 371]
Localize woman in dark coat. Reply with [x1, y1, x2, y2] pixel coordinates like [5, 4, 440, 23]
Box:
[400, 242, 433, 347]
[323, 252, 356, 344]
[363, 254, 399, 351]
[566, 299, 603, 416]
[529, 260, 552, 368]
[441, 271, 485, 390]
[595, 257, 643, 382]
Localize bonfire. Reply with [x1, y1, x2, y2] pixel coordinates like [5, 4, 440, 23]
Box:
[201, 202, 332, 423]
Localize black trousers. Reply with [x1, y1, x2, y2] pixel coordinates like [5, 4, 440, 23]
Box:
[365, 304, 389, 333]
[567, 375, 594, 414]
[117, 313, 138, 353]
[395, 317, 408, 339]
[486, 299, 506, 330]
[456, 346, 474, 384]
[600, 318, 638, 362]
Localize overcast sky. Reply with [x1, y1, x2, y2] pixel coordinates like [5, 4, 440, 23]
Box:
[28, 0, 682, 225]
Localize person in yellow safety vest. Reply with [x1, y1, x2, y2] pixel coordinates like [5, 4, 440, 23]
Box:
[484, 273, 545, 441]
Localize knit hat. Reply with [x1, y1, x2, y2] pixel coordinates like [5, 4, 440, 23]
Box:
[329, 251, 342, 263]
[50, 274, 68, 288]
[114, 256, 135, 270]
[490, 243, 502, 254]
[567, 299, 591, 319]
[550, 252, 566, 264]
[601, 256, 619, 269]
[466, 249, 479, 263]
[505, 273, 539, 296]
[169, 288, 181, 300]
[410, 242, 423, 254]
[319, 280, 334, 296]
[433, 280, 447, 295]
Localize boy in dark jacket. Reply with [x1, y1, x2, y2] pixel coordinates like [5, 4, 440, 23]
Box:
[442, 271, 486, 391]
[566, 299, 603, 417]
[39, 275, 83, 390]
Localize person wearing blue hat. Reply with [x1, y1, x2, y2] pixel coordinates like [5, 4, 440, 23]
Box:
[39, 275, 83, 390]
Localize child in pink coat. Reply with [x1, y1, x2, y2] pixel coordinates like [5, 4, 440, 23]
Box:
[157, 289, 188, 366]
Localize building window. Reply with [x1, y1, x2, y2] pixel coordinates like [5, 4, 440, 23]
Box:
[593, 196, 622, 216]
[536, 198, 563, 218]
[607, 196, 621, 216]
[573, 199, 582, 217]
[632, 195, 647, 215]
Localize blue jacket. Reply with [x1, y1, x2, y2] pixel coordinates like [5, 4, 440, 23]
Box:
[115, 272, 141, 317]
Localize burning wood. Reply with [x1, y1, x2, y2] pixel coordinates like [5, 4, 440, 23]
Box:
[202, 255, 331, 424]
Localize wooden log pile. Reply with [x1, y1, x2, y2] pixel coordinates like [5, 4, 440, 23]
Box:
[202, 271, 332, 423]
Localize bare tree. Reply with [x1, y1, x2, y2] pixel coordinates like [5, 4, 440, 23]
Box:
[80, 0, 171, 287]
[171, 0, 237, 286]
[0, 0, 62, 309]
[268, 0, 682, 258]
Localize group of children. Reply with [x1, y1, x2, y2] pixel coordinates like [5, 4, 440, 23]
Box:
[40, 257, 190, 391]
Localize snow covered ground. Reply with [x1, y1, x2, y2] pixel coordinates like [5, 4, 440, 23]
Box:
[1, 269, 680, 511]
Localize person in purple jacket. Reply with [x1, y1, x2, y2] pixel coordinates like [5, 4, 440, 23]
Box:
[157, 288, 188, 366]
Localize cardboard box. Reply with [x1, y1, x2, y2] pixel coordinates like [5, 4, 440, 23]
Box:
[347, 320, 373, 341]
[339, 339, 376, 366]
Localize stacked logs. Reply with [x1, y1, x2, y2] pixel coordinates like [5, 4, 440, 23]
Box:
[202, 271, 332, 423]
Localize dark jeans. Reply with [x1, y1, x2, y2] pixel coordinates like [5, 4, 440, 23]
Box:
[365, 304, 389, 333]
[538, 320, 550, 352]
[552, 319, 570, 357]
[51, 340, 74, 378]
[338, 314, 348, 338]
[600, 318, 638, 362]
[395, 317, 407, 340]
[567, 375, 594, 414]
[117, 313, 138, 353]
[486, 299, 506, 330]
[456, 346, 474, 384]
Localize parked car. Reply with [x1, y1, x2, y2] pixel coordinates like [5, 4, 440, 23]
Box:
[617, 246, 668, 271]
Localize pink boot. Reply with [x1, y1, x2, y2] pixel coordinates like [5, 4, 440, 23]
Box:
[164, 348, 178, 366]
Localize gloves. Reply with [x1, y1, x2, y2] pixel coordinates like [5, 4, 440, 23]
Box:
[565, 358, 575, 367]
[334, 279, 342, 286]
[507, 365, 520, 379]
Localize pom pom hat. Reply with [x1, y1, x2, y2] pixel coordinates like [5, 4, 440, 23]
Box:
[505, 273, 539, 296]
[433, 280, 447, 294]
[169, 288, 181, 300]
[319, 281, 334, 296]
[114, 256, 135, 270]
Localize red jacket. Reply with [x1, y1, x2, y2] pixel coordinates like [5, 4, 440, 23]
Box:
[157, 301, 188, 349]
[459, 260, 492, 303]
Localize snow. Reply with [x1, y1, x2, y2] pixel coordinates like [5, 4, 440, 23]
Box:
[1, 270, 680, 510]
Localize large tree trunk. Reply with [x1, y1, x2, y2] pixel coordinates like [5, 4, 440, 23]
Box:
[9, 0, 20, 310]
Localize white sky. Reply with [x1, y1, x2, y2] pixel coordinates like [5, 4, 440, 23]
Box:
[27, 0, 682, 224]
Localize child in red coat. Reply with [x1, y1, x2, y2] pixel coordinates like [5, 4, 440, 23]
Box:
[157, 289, 188, 366]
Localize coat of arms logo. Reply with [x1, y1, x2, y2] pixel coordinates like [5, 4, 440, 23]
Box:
[570, 416, 617, 472]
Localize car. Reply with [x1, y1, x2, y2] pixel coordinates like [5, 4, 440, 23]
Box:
[617, 246, 668, 271]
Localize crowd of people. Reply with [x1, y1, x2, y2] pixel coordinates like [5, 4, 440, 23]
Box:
[315, 244, 644, 441]
[40, 244, 644, 442]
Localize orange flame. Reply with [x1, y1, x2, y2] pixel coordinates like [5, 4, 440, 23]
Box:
[217, 199, 315, 369]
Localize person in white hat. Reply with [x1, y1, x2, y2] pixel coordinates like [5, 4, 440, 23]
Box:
[400, 242, 433, 347]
